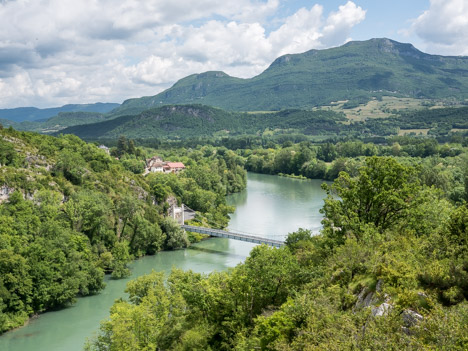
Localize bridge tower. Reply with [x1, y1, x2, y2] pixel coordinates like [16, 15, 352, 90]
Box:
[170, 204, 185, 225]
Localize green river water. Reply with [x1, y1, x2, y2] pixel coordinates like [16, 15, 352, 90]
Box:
[0, 173, 327, 351]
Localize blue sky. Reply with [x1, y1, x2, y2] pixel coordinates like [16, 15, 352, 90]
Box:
[0, 0, 466, 108]
[279, 1, 424, 37]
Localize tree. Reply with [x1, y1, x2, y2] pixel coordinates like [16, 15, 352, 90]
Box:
[54, 150, 86, 185]
[116, 135, 127, 157]
[322, 157, 423, 240]
[129, 216, 165, 255]
[115, 194, 142, 240]
[317, 143, 337, 162]
[161, 218, 189, 249]
[274, 148, 294, 174]
[127, 139, 137, 155]
[285, 228, 313, 251]
[0, 139, 21, 166]
[111, 241, 132, 279]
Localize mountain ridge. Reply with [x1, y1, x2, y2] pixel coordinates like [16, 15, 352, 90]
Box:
[113, 38, 468, 114]
[0, 102, 120, 122]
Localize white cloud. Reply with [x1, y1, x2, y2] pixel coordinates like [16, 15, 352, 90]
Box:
[322, 1, 367, 46]
[269, 5, 324, 57]
[0, 1, 366, 108]
[411, 0, 468, 55]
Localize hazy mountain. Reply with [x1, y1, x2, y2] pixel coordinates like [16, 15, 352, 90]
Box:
[0, 102, 120, 122]
[114, 38, 468, 114]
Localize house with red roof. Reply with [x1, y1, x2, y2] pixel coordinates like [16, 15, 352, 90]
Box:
[164, 162, 186, 173]
[144, 156, 185, 174]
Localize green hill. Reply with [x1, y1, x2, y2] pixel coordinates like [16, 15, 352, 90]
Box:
[58, 104, 347, 140]
[114, 38, 468, 113]
[0, 126, 247, 333]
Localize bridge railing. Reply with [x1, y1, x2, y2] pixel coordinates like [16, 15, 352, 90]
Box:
[181, 224, 285, 248]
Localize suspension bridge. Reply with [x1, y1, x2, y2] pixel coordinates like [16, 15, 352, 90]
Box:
[171, 204, 285, 247]
[181, 224, 285, 248]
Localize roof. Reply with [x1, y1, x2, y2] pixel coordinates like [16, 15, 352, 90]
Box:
[166, 162, 185, 168]
[150, 162, 165, 167]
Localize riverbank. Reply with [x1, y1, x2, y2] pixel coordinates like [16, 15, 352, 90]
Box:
[278, 172, 309, 180]
[0, 173, 327, 351]
[0, 238, 254, 351]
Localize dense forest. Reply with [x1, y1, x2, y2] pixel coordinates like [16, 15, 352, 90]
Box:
[0, 127, 245, 333]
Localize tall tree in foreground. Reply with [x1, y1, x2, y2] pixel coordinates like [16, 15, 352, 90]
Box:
[321, 157, 423, 242]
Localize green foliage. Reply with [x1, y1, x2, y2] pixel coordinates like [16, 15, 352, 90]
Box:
[110, 241, 132, 279]
[0, 139, 22, 166]
[54, 150, 87, 185]
[160, 218, 189, 250]
[59, 105, 347, 140]
[89, 156, 468, 350]
[321, 157, 425, 238]
[285, 228, 313, 251]
[0, 127, 246, 333]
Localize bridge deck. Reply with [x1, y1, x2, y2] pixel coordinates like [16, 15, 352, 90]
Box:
[181, 225, 284, 248]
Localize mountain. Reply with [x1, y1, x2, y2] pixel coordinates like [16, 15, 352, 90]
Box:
[58, 104, 347, 140]
[0, 102, 120, 122]
[0, 111, 116, 134]
[114, 38, 468, 113]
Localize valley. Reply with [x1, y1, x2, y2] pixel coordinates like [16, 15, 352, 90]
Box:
[0, 36, 467, 351]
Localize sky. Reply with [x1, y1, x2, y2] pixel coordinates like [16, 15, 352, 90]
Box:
[0, 0, 467, 108]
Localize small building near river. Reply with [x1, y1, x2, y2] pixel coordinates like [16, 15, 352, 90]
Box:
[145, 156, 185, 174]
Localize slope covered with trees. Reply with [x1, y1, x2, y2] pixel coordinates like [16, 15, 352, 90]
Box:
[49, 104, 468, 141]
[0, 127, 246, 333]
[58, 105, 347, 140]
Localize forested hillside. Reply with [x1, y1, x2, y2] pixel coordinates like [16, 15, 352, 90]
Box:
[2, 101, 467, 143]
[0, 127, 246, 333]
[53, 104, 468, 141]
[58, 105, 347, 140]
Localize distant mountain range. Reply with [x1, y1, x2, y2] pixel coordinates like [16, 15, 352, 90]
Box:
[0, 102, 120, 122]
[114, 38, 468, 114]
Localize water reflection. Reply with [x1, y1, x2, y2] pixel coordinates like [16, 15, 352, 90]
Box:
[227, 173, 327, 239]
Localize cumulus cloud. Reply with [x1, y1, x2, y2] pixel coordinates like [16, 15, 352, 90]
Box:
[322, 1, 367, 46]
[411, 0, 468, 55]
[0, 0, 366, 108]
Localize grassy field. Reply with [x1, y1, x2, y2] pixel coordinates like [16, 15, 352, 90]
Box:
[315, 97, 465, 122]
[398, 128, 430, 136]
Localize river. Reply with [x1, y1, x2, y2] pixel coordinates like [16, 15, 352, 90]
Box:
[0, 172, 327, 351]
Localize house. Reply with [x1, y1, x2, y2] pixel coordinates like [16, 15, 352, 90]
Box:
[98, 145, 110, 155]
[164, 162, 186, 173]
[146, 156, 164, 172]
[145, 156, 185, 174]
